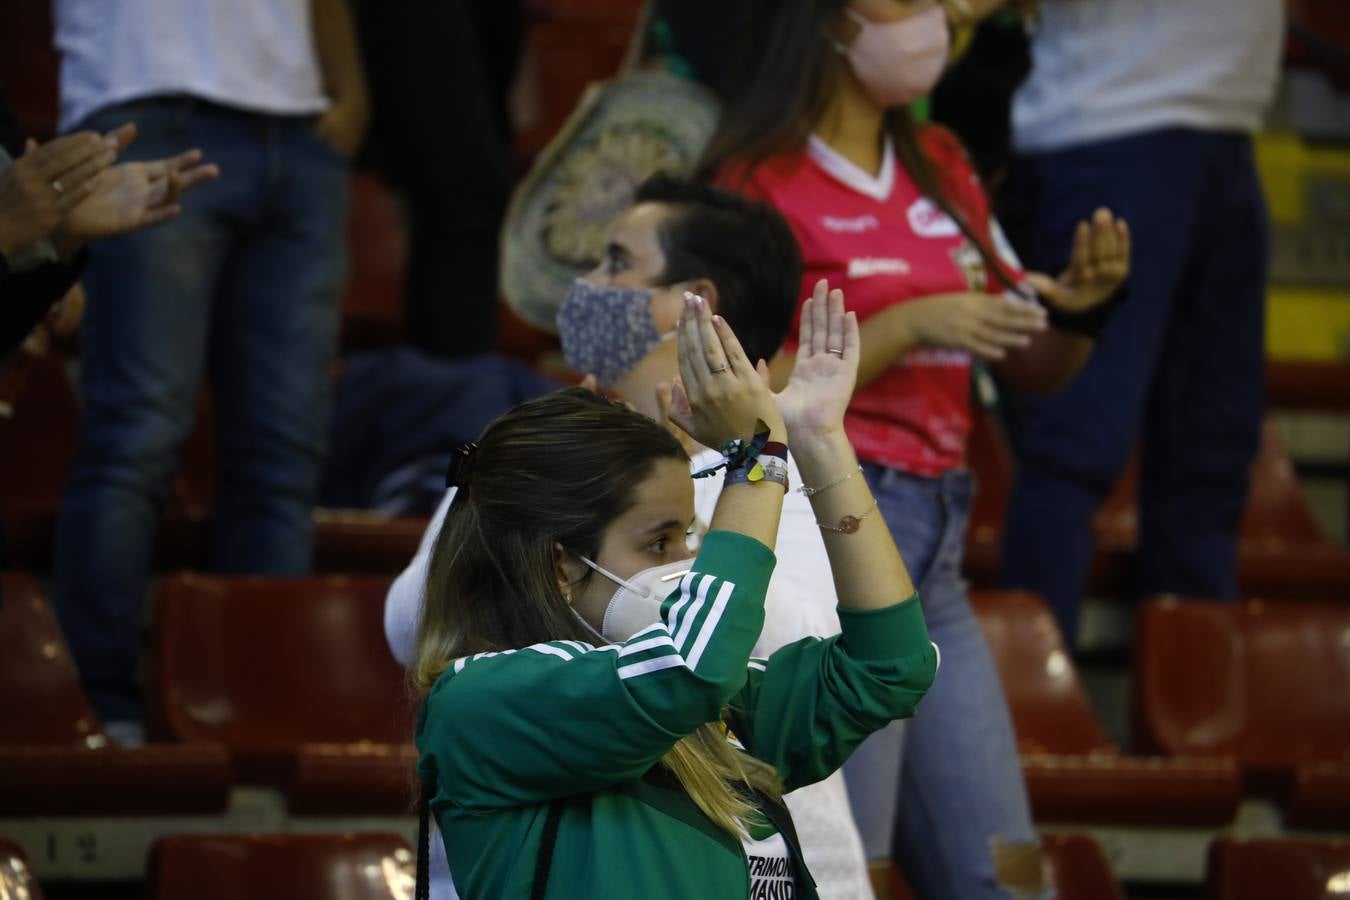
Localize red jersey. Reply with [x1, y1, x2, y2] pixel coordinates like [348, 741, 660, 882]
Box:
[722, 126, 1022, 477]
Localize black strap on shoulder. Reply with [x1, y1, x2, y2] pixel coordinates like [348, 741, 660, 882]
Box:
[530, 800, 565, 900]
[415, 780, 431, 900]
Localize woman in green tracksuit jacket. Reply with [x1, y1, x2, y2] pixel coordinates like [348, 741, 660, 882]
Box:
[413, 287, 938, 899]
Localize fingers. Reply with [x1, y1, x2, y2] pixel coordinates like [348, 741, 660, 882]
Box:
[825, 287, 847, 357]
[810, 279, 829, 356]
[990, 296, 1048, 333]
[711, 313, 757, 380]
[33, 131, 115, 180]
[579, 374, 599, 394]
[755, 358, 772, 388]
[795, 297, 815, 367]
[677, 293, 706, 396]
[173, 163, 219, 193]
[687, 291, 730, 376]
[666, 378, 697, 438]
[1090, 207, 1118, 264]
[1067, 220, 1092, 281]
[1022, 271, 1060, 301]
[103, 122, 137, 153]
[53, 148, 118, 208]
[842, 310, 861, 364]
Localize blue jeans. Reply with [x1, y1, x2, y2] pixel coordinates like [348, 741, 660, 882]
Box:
[843, 466, 1039, 899]
[998, 129, 1267, 640]
[55, 98, 348, 721]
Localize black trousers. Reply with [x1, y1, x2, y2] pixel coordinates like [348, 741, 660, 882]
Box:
[354, 0, 524, 358]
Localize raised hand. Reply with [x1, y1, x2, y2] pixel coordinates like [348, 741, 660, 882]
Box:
[0, 131, 118, 255]
[59, 149, 220, 242]
[1025, 207, 1130, 314]
[666, 291, 784, 449]
[773, 279, 859, 443]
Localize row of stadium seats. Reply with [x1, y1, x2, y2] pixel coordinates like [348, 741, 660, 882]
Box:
[5, 336, 1346, 602]
[6, 832, 1348, 900]
[2, 572, 1345, 828]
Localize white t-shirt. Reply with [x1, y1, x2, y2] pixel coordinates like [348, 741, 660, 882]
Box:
[54, 0, 330, 130]
[743, 830, 798, 900]
[1013, 0, 1285, 153]
[385, 450, 876, 900]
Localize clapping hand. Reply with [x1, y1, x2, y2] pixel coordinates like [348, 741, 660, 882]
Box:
[1025, 207, 1130, 314]
[59, 142, 220, 244]
[772, 279, 859, 444]
[664, 292, 785, 448]
[0, 130, 120, 255]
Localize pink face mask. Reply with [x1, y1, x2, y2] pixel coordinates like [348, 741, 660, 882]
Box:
[840, 5, 951, 109]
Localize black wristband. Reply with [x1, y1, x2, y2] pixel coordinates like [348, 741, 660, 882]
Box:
[1041, 284, 1127, 341]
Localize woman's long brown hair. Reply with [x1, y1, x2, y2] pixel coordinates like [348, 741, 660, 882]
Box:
[414, 388, 781, 836]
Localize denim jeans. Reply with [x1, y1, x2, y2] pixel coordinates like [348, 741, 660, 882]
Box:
[997, 129, 1267, 640]
[843, 465, 1040, 899]
[55, 98, 348, 721]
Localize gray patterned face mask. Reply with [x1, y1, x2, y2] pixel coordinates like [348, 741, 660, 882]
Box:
[556, 279, 675, 388]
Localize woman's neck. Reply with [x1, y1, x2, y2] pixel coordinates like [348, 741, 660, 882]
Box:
[813, 72, 888, 177]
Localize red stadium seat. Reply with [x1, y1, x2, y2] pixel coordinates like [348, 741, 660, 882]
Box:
[1094, 419, 1350, 600]
[972, 590, 1241, 826]
[966, 414, 1350, 600]
[0, 838, 44, 900]
[148, 574, 416, 813]
[1205, 837, 1350, 900]
[1134, 597, 1350, 827]
[149, 833, 414, 900]
[0, 572, 229, 815]
[341, 173, 409, 352]
[962, 408, 1014, 587]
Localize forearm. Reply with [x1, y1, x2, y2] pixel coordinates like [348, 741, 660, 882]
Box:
[856, 303, 920, 389]
[311, 0, 369, 112]
[708, 480, 784, 553]
[992, 327, 1093, 395]
[790, 431, 917, 611]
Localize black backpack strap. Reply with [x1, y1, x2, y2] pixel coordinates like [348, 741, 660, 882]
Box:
[415, 779, 432, 900]
[530, 800, 565, 900]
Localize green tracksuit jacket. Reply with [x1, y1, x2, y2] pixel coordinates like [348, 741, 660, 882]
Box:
[416, 530, 937, 899]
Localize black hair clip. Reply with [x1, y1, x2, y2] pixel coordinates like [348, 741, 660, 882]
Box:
[446, 442, 479, 490]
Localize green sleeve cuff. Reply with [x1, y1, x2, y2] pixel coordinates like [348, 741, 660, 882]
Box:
[694, 531, 777, 599]
[838, 594, 930, 662]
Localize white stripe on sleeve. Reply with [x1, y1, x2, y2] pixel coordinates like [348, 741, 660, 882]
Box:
[617, 655, 689, 680]
[685, 580, 735, 671]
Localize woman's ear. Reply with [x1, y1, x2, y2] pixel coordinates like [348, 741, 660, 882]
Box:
[553, 542, 586, 602]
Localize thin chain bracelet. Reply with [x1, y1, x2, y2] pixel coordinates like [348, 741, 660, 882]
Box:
[798, 465, 863, 498]
[817, 499, 879, 535]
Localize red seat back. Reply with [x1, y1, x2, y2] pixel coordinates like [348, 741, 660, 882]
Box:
[887, 834, 1124, 900]
[1134, 598, 1350, 767]
[0, 572, 105, 746]
[150, 834, 412, 900]
[970, 591, 1116, 755]
[1206, 837, 1350, 900]
[1095, 418, 1330, 550]
[149, 575, 412, 776]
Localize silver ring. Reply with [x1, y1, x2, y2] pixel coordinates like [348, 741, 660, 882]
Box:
[827, 347, 844, 356]
[709, 365, 728, 374]
[51, 179, 65, 195]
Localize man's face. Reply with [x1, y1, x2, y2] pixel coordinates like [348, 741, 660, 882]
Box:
[582, 202, 686, 335]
